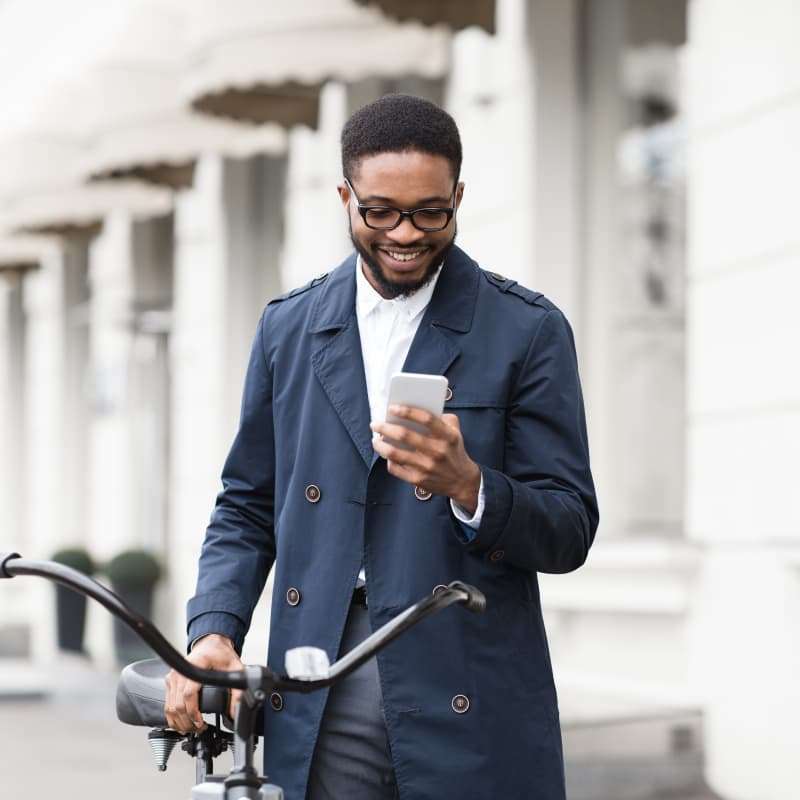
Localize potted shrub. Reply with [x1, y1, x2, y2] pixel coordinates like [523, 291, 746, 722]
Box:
[104, 549, 163, 665]
[51, 547, 96, 654]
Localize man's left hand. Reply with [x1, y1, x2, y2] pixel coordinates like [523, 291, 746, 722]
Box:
[370, 405, 481, 515]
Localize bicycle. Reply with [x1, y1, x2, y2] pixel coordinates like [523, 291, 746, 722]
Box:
[0, 552, 486, 799]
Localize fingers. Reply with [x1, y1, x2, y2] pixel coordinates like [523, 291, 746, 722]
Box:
[372, 435, 436, 473]
[371, 406, 465, 491]
[165, 669, 201, 733]
[163, 638, 245, 734]
[386, 405, 460, 444]
[441, 412, 461, 432]
[164, 670, 176, 730]
[183, 678, 206, 732]
[385, 459, 425, 486]
[229, 688, 242, 721]
[371, 406, 458, 459]
[164, 669, 181, 731]
[370, 420, 432, 453]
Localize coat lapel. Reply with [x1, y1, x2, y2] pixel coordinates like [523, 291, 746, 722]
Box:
[309, 255, 374, 468]
[309, 247, 481, 470]
[401, 244, 478, 375]
[376, 246, 480, 467]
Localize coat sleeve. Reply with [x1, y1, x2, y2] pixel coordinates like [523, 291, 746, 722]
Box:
[186, 308, 277, 652]
[455, 308, 599, 574]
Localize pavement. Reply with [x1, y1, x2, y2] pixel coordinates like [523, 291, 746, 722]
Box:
[0, 659, 202, 800]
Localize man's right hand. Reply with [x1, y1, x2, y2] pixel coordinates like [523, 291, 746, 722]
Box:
[164, 634, 244, 733]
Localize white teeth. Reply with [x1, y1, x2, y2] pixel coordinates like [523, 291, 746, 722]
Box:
[383, 249, 425, 262]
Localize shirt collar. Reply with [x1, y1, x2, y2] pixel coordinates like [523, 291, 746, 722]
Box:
[355, 254, 443, 321]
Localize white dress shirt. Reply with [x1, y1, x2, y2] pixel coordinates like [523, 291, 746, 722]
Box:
[355, 256, 484, 586]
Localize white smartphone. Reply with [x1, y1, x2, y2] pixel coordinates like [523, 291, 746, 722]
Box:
[384, 372, 449, 450]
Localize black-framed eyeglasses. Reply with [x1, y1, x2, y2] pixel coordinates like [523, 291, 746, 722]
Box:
[344, 177, 457, 232]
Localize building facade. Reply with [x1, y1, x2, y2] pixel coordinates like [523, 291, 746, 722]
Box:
[0, 1, 797, 798]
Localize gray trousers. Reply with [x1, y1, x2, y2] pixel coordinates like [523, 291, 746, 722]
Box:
[306, 602, 400, 799]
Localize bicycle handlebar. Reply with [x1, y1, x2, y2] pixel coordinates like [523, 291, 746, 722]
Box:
[0, 552, 486, 693]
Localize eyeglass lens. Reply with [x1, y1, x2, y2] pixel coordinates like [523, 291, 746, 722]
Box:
[364, 208, 450, 231]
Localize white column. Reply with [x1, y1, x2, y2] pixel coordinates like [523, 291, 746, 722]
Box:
[85, 212, 175, 665]
[0, 270, 30, 658]
[84, 215, 132, 670]
[580, 0, 627, 538]
[539, 3, 694, 734]
[446, 0, 536, 281]
[685, 2, 800, 799]
[0, 270, 26, 551]
[22, 239, 90, 664]
[281, 82, 350, 289]
[169, 153, 286, 660]
[128, 214, 174, 557]
[528, 0, 582, 329]
[86, 212, 138, 562]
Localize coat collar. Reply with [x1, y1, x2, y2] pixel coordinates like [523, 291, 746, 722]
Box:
[308, 252, 358, 334]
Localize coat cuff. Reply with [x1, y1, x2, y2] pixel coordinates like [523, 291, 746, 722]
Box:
[186, 591, 251, 654]
[451, 465, 512, 556]
[187, 612, 245, 656]
[449, 471, 485, 542]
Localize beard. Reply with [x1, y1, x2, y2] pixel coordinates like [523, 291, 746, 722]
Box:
[349, 219, 457, 299]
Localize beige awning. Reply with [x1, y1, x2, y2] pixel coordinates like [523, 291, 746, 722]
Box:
[0, 233, 59, 271]
[0, 134, 172, 236]
[86, 105, 287, 189]
[354, 0, 496, 34]
[1, 183, 173, 237]
[181, 0, 450, 127]
[65, 5, 288, 189]
[0, 2, 175, 228]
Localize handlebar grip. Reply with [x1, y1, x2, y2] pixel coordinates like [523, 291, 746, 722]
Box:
[449, 581, 486, 613]
[199, 684, 230, 717]
[0, 552, 21, 578]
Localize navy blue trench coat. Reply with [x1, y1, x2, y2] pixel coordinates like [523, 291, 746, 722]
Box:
[187, 245, 599, 800]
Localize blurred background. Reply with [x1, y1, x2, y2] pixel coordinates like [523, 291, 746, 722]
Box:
[0, 1, 797, 798]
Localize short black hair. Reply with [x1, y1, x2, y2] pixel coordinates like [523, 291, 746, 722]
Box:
[341, 94, 462, 182]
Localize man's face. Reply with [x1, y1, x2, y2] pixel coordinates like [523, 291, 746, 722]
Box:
[338, 151, 464, 299]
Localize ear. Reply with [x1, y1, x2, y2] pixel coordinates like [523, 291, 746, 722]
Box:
[337, 182, 350, 209]
[454, 181, 465, 211]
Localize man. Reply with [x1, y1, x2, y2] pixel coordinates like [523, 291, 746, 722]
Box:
[166, 94, 598, 800]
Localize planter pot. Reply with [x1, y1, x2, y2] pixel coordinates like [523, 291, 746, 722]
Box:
[111, 581, 156, 665]
[54, 584, 88, 653]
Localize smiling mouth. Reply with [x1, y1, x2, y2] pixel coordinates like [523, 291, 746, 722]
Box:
[377, 246, 430, 265]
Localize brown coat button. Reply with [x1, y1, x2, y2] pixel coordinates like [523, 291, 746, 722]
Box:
[432, 584, 448, 596]
[305, 484, 321, 503]
[286, 587, 301, 606]
[414, 486, 432, 501]
[489, 550, 505, 562]
[444, 386, 453, 402]
[451, 694, 470, 714]
[270, 692, 284, 711]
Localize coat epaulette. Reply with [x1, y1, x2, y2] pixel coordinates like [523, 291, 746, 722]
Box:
[482, 270, 550, 309]
[268, 272, 329, 305]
